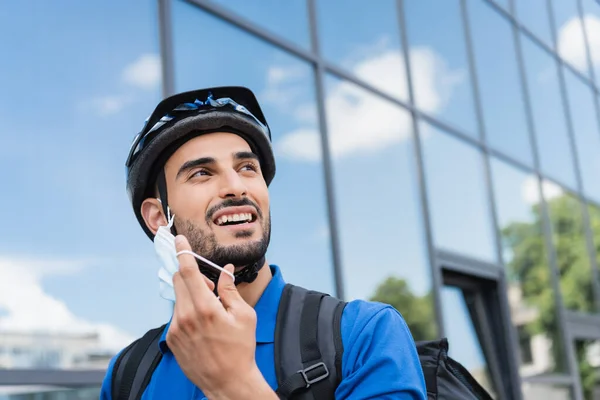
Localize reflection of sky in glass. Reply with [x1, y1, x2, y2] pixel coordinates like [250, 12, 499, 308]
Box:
[520, 35, 576, 188]
[422, 122, 497, 263]
[467, 0, 533, 167]
[580, 0, 600, 80]
[516, 0, 554, 47]
[0, 1, 172, 355]
[209, 0, 310, 49]
[563, 69, 600, 203]
[404, 0, 477, 137]
[172, 0, 336, 296]
[315, 0, 408, 102]
[552, 0, 591, 77]
[441, 286, 489, 372]
[323, 75, 431, 301]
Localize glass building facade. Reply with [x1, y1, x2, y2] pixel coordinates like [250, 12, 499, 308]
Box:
[1, 0, 600, 399]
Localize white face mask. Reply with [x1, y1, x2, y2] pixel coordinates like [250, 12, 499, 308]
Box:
[154, 201, 234, 302]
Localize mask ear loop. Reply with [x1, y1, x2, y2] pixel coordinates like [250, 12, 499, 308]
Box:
[157, 199, 175, 229]
[175, 250, 235, 283]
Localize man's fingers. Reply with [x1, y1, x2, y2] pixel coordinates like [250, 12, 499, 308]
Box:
[217, 264, 244, 310]
[174, 235, 219, 309]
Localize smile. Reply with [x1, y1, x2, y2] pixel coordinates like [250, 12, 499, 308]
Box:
[212, 206, 258, 227]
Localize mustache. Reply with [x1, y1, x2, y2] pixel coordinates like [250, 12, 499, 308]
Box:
[206, 197, 263, 222]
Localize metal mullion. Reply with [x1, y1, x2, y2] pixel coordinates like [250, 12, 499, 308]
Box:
[306, 0, 344, 300]
[158, 0, 175, 97]
[461, 0, 525, 396]
[395, 0, 445, 339]
[520, 374, 576, 386]
[0, 369, 104, 386]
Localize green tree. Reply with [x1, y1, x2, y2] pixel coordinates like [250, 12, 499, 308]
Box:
[368, 276, 437, 341]
[502, 194, 598, 398]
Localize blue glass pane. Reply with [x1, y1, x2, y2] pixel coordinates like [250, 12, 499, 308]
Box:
[520, 35, 577, 188]
[516, 0, 554, 47]
[404, 0, 478, 137]
[552, 0, 591, 77]
[467, 0, 533, 166]
[564, 69, 600, 202]
[315, 0, 408, 101]
[422, 122, 497, 262]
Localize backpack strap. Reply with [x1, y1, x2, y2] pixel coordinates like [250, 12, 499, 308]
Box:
[274, 284, 346, 399]
[111, 324, 166, 400]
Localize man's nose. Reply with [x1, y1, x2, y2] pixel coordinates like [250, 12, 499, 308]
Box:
[218, 170, 247, 198]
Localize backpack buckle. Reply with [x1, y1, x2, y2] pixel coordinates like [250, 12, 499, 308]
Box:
[298, 362, 329, 387]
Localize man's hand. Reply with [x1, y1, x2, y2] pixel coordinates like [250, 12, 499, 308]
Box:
[166, 235, 275, 399]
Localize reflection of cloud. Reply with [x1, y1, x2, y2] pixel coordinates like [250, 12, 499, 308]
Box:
[274, 44, 464, 162]
[122, 53, 161, 90]
[558, 15, 600, 71]
[0, 256, 134, 353]
[87, 94, 135, 116]
[522, 177, 564, 205]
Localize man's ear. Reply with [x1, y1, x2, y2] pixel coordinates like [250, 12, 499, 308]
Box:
[141, 198, 167, 236]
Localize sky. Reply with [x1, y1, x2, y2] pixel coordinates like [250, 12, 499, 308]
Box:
[1, 0, 600, 378]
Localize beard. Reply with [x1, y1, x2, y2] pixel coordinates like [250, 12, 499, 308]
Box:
[175, 203, 271, 270]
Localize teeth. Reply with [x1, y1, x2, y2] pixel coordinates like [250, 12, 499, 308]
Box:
[217, 213, 253, 225]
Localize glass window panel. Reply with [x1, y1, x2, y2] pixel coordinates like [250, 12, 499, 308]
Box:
[581, 0, 600, 80]
[491, 158, 567, 374]
[0, 1, 168, 371]
[422, 122, 496, 262]
[575, 338, 600, 400]
[315, 0, 408, 102]
[544, 182, 596, 313]
[516, 0, 554, 47]
[208, 0, 310, 49]
[440, 285, 495, 395]
[552, 0, 591, 77]
[404, 0, 478, 136]
[564, 68, 600, 203]
[521, 383, 574, 400]
[467, 0, 533, 166]
[323, 75, 436, 341]
[521, 35, 577, 188]
[172, 0, 336, 295]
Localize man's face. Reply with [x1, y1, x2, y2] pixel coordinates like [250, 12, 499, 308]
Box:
[161, 131, 271, 269]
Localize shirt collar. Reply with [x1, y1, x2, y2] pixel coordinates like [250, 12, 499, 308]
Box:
[159, 264, 286, 353]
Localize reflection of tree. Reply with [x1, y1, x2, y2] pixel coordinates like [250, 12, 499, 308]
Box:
[502, 194, 597, 397]
[369, 276, 436, 341]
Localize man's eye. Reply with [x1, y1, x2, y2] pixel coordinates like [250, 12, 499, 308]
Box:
[241, 163, 258, 172]
[191, 169, 210, 178]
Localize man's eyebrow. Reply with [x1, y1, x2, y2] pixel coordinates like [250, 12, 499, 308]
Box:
[234, 151, 259, 161]
[176, 157, 215, 179]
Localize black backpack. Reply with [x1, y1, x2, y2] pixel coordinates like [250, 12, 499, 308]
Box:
[111, 284, 493, 400]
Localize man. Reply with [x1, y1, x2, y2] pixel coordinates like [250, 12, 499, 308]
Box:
[100, 86, 426, 399]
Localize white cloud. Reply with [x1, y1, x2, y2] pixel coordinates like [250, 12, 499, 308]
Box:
[122, 53, 161, 90]
[275, 45, 464, 162]
[0, 256, 134, 353]
[522, 177, 564, 205]
[557, 14, 600, 71]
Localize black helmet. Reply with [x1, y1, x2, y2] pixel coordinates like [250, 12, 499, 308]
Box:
[125, 86, 276, 240]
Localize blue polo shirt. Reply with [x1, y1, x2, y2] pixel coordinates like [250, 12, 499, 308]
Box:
[100, 265, 426, 399]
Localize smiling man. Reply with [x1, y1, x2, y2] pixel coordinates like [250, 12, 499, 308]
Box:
[100, 86, 426, 399]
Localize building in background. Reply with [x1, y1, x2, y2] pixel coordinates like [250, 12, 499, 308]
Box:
[1, 0, 600, 399]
